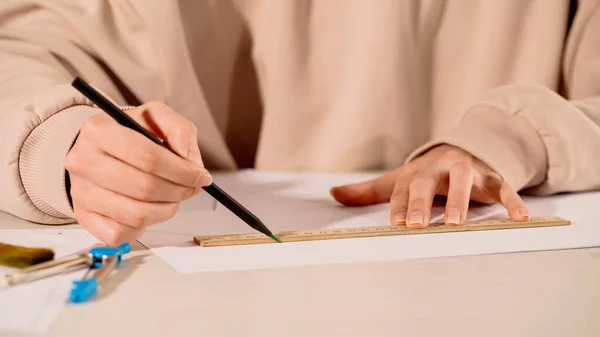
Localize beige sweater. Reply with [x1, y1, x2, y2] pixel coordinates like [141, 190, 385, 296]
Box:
[1, 0, 599, 225]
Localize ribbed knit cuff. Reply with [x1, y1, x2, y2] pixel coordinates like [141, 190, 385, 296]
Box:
[19, 105, 99, 219]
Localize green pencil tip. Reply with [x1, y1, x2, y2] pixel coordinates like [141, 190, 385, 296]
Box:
[269, 234, 281, 243]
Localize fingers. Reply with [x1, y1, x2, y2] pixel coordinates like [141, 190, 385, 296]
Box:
[330, 170, 399, 206]
[74, 205, 144, 246]
[328, 142, 532, 227]
[405, 171, 442, 228]
[389, 176, 410, 225]
[75, 114, 212, 189]
[480, 172, 530, 221]
[130, 101, 204, 166]
[68, 103, 208, 246]
[500, 185, 530, 221]
[70, 174, 179, 230]
[444, 162, 474, 225]
[66, 142, 197, 202]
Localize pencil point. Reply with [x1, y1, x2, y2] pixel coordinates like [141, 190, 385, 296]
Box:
[269, 234, 281, 243]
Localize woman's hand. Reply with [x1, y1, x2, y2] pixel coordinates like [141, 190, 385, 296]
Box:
[64, 102, 212, 245]
[330, 144, 530, 228]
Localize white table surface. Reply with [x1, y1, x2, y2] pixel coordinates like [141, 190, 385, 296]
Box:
[1, 209, 599, 337]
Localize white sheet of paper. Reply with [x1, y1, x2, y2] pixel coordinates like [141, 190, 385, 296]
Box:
[139, 170, 600, 274]
[0, 229, 100, 334]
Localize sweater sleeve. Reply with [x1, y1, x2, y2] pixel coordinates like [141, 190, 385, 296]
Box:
[405, 2, 600, 196]
[0, 3, 125, 224]
[404, 86, 600, 195]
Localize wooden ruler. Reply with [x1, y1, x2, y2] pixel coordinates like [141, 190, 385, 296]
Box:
[193, 216, 570, 247]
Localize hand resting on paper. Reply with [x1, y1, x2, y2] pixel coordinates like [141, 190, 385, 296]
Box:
[64, 102, 212, 245]
[330, 144, 530, 228]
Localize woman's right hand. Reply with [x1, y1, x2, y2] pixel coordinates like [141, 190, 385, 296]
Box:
[64, 101, 212, 245]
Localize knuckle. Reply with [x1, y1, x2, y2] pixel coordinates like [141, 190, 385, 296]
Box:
[185, 120, 198, 135]
[80, 115, 105, 138]
[174, 120, 197, 139]
[63, 151, 79, 171]
[412, 169, 435, 180]
[482, 171, 504, 188]
[137, 176, 158, 200]
[79, 119, 94, 136]
[172, 164, 201, 188]
[128, 209, 149, 228]
[390, 184, 408, 201]
[64, 144, 91, 174]
[136, 149, 160, 172]
[409, 172, 435, 190]
[104, 228, 126, 246]
[408, 197, 426, 209]
[438, 150, 472, 166]
[447, 191, 469, 204]
[445, 146, 471, 158]
[182, 186, 196, 200]
[450, 161, 473, 172]
[452, 189, 469, 199]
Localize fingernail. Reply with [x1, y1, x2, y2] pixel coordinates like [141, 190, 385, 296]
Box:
[446, 208, 461, 225]
[409, 212, 423, 225]
[394, 213, 406, 225]
[519, 208, 530, 220]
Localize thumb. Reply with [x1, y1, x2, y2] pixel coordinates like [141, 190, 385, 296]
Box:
[330, 172, 397, 207]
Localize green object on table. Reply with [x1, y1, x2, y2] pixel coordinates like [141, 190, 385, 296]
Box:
[0, 242, 54, 268]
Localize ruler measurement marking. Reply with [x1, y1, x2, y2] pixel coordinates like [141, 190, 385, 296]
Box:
[193, 216, 570, 247]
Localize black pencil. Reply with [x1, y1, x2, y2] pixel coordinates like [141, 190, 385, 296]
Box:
[71, 77, 280, 243]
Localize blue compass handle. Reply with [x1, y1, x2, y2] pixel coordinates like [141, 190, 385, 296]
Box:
[69, 243, 131, 303]
[89, 243, 131, 268]
[69, 278, 98, 303]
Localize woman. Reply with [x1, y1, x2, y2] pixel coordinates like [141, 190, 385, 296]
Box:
[0, 0, 598, 244]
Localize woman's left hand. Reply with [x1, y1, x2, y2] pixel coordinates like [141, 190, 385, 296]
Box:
[330, 144, 530, 228]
